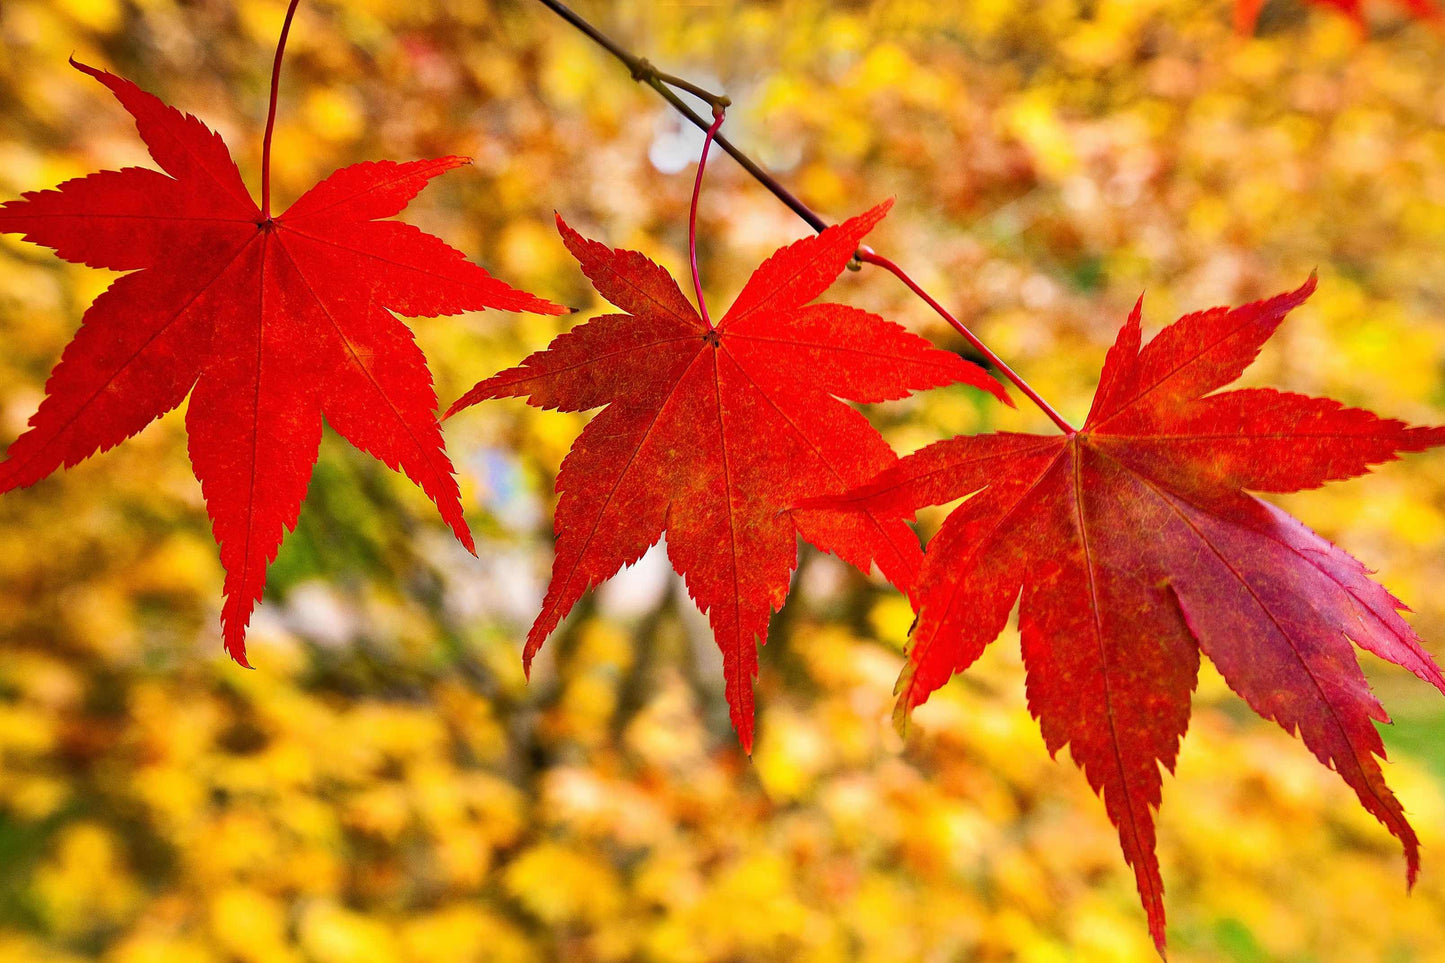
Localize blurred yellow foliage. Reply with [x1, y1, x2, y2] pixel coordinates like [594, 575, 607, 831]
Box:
[0, 0, 1444, 960]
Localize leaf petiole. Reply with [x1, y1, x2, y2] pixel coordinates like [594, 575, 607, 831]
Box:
[855, 246, 1076, 433]
[689, 106, 726, 330]
[260, 0, 302, 219]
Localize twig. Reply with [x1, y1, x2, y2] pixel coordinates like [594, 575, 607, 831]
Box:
[642, 61, 732, 111]
[532, 0, 1076, 432]
[533, 0, 825, 232]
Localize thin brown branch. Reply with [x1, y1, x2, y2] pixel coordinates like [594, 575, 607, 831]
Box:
[533, 0, 1076, 433]
[533, 0, 825, 231]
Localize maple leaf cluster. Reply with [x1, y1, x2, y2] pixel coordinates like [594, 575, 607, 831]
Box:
[444, 201, 1444, 949]
[3, 51, 1444, 956]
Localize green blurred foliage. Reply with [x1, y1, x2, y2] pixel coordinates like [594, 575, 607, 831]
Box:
[1, 0, 1444, 960]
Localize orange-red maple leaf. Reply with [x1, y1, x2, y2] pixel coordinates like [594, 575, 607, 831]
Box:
[825, 277, 1445, 953]
[448, 201, 1008, 750]
[0, 62, 565, 664]
[1236, 0, 1439, 33]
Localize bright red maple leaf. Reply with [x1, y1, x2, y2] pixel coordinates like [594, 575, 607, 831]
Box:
[0, 62, 564, 664]
[1236, 0, 1439, 33]
[823, 276, 1445, 953]
[448, 201, 1008, 750]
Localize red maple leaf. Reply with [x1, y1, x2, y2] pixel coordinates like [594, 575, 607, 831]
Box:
[0, 62, 565, 664]
[1236, 0, 1439, 33]
[448, 201, 1008, 750]
[824, 277, 1445, 953]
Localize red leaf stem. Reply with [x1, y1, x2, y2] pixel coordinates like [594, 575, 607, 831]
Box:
[856, 246, 1067, 431]
[689, 107, 726, 330]
[261, 0, 302, 218]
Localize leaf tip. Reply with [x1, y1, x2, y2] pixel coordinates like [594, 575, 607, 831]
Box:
[442, 387, 479, 421]
[1404, 425, 1445, 457]
[553, 210, 588, 256]
[1143, 890, 1169, 959]
[521, 627, 550, 683]
[891, 661, 921, 737]
[1261, 270, 1320, 327]
[891, 699, 913, 739]
[854, 197, 894, 234]
[984, 370, 1015, 407]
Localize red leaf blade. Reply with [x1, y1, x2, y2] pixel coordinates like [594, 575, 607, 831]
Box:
[453, 205, 1000, 747]
[829, 278, 1445, 951]
[0, 64, 565, 662]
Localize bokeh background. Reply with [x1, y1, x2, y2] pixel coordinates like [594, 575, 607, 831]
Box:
[2, 0, 1445, 960]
